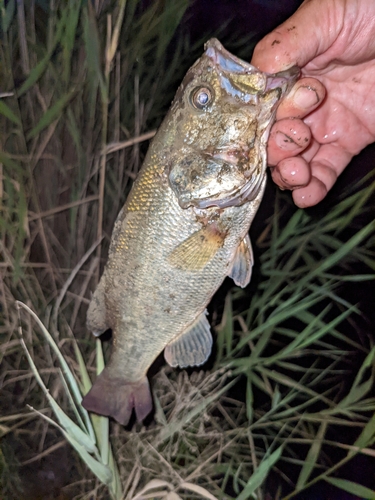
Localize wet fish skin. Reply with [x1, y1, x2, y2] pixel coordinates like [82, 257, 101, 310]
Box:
[82, 39, 298, 425]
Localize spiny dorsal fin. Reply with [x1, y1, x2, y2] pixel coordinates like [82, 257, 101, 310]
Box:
[168, 224, 226, 270]
[228, 233, 253, 288]
[164, 310, 212, 368]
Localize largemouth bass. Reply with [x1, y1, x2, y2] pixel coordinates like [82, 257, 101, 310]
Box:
[82, 39, 298, 425]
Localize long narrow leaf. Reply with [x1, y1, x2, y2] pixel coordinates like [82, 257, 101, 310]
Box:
[236, 446, 284, 500]
[26, 89, 76, 139]
[0, 99, 21, 125]
[324, 477, 375, 499]
[296, 419, 328, 489]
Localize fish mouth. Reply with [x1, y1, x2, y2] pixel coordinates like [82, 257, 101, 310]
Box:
[265, 66, 300, 92]
[205, 38, 299, 98]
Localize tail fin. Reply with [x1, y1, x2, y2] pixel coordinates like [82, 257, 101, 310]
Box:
[82, 368, 152, 425]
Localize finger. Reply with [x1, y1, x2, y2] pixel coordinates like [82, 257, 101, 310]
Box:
[292, 175, 328, 207]
[267, 118, 311, 165]
[276, 78, 326, 120]
[271, 156, 311, 190]
[301, 138, 320, 164]
[251, 0, 343, 73]
[292, 144, 352, 207]
[311, 143, 352, 187]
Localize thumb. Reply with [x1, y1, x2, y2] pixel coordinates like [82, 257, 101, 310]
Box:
[251, 0, 344, 73]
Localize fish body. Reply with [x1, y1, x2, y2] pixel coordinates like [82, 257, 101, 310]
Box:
[82, 39, 298, 425]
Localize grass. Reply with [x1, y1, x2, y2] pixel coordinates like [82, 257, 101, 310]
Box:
[1, 0, 375, 499]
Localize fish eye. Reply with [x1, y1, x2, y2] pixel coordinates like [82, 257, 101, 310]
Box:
[190, 86, 213, 110]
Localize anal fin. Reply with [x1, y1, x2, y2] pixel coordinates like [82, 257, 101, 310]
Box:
[164, 310, 212, 368]
[228, 234, 253, 288]
[82, 369, 152, 425]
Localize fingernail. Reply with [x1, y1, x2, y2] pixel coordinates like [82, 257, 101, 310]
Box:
[293, 85, 320, 109]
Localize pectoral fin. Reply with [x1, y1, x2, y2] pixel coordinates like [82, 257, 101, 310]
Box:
[168, 225, 226, 271]
[228, 234, 253, 288]
[164, 311, 213, 368]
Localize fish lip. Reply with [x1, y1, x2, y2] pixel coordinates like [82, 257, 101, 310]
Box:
[205, 38, 259, 76]
[265, 66, 300, 93]
[205, 38, 300, 94]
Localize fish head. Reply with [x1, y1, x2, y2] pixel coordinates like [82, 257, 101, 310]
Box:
[164, 38, 299, 209]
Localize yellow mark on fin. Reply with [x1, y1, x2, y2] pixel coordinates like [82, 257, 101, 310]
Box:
[168, 225, 226, 270]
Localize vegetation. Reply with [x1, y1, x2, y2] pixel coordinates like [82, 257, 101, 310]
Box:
[1, 0, 374, 498]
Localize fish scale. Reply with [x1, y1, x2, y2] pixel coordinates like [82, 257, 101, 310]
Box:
[82, 38, 299, 425]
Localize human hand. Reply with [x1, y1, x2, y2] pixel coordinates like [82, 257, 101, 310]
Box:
[252, 0, 375, 207]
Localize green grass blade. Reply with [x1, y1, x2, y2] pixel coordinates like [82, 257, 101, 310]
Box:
[306, 220, 375, 278]
[82, 5, 107, 102]
[95, 339, 109, 466]
[215, 292, 234, 364]
[16, 8, 68, 96]
[236, 445, 284, 500]
[26, 89, 76, 139]
[17, 303, 83, 404]
[352, 414, 375, 453]
[63, 430, 113, 486]
[16, 302, 96, 438]
[1, 0, 16, 33]
[73, 340, 93, 395]
[324, 477, 375, 499]
[296, 419, 328, 489]
[61, 0, 82, 85]
[246, 377, 254, 423]
[20, 336, 98, 455]
[58, 368, 87, 430]
[0, 99, 21, 125]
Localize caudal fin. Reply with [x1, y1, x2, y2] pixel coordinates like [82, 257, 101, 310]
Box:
[81, 368, 152, 425]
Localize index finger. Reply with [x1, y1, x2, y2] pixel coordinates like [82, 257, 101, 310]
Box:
[251, 0, 342, 73]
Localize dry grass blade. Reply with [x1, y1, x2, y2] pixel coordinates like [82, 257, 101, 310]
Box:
[104, 130, 157, 154]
